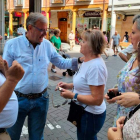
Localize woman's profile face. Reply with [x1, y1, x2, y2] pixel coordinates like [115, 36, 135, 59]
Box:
[130, 21, 140, 50]
[56, 31, 61, 37]
[80, 38, 91, 55]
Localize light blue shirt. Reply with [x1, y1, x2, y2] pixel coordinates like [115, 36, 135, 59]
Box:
[3, 34, 78, 94]
[112, 34, 120, 45]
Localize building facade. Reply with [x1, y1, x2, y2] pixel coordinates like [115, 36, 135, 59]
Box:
[108, 0, 140, 41]
[6, 0, 109, 42]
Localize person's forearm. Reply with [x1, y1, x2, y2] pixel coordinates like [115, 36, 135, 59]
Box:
[0, 79, 17, 112]
[68, 83, 74, 89]
[77, 94, 103, 106]
[119, 53, 128, 62]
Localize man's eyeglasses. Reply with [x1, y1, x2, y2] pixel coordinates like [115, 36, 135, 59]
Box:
[51, 92, 68, 108]
[32, 25, 47, 34]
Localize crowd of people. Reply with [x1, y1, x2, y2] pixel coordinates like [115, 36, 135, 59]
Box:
[1, 12, 140, 140]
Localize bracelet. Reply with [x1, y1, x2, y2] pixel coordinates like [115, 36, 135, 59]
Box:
[78, 57, 83, 63]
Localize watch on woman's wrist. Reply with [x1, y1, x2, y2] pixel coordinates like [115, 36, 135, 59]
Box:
[73, 93, 78, 102]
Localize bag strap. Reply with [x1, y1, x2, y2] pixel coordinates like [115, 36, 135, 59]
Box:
[129, 103, 140, 118]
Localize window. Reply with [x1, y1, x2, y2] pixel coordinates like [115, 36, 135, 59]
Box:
[17, 0, 23, 5]
[14, 0, 23, 6]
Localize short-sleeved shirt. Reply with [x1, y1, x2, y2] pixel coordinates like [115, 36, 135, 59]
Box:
[112, 34, 120, 45]
[0, 73, 18, 128]
[50, 35, 61, 52]
[73, 57, 108, 114]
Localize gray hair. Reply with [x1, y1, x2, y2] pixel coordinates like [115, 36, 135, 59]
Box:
[133, 14, 140, 30]
[26, 12, 47, 30]
[81, 30, 105, 55]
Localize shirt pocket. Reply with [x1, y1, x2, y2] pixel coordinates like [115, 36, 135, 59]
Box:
[37, 56, 48, 75]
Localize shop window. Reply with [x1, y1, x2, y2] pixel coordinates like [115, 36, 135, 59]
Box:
[51, 0, 63, 4]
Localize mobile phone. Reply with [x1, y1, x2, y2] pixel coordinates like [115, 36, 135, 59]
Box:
[58, 87, 63, 92]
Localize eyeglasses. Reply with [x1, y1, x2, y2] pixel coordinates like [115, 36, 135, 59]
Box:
[51, 92, 68, 108]
[32, 25, 47, 34]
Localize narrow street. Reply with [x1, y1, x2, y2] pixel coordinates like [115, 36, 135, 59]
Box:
[20, 45, 125, 140]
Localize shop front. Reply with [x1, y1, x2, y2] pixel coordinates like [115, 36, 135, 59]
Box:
[76, 11, 102, 34]
[12, 11, 24, 37]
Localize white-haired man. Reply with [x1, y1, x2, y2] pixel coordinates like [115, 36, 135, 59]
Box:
[3, 12, 83, 140]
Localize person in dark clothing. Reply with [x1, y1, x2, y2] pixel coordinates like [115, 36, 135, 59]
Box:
[123, 31, 129, 42]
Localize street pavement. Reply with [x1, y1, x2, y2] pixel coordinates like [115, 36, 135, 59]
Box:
[3, 42, 125, 140]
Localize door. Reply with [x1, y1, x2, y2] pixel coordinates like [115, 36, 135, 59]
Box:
[89, 18, 102, 29]
[59, 18, 67, 42]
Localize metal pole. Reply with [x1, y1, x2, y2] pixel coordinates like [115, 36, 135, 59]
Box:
[110, 0, 114, 40]
[101, 0, 105, 31]
[2, 0, 4, 44]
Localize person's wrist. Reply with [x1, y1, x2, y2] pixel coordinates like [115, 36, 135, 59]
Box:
[137, 93, 140, 105]
[78, 57, 83, 63]
[7, 78, 18, 86]
[114, 138, 123, 140]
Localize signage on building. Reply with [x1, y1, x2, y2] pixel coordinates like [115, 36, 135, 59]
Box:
[14, 12, 24, 17]
[83, 11, 101, 17]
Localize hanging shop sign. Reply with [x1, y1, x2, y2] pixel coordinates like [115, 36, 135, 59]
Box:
[83, 11, 101, 17]
[14, 12, 24, 17]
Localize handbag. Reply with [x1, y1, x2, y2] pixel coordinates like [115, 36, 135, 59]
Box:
[67, 100, 87, 127]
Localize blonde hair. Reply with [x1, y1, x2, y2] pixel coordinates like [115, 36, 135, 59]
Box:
[81, 30, 105, 55]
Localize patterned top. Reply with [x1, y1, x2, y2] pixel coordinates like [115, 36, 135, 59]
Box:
[123, 108, 140, 140]
[113, 53, 140, 126]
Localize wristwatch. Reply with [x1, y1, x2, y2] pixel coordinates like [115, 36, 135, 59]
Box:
[73, 93, 78, 102]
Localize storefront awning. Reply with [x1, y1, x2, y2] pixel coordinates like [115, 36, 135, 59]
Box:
[78, 7, 101, 11]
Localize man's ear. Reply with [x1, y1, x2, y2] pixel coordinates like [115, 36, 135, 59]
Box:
[27, 25, 32, 31]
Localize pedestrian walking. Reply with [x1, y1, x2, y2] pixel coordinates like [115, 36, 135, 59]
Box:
[0, 56, 24, 140]
[57, 30, 108, 140]
[50, 29, 62, 73]
[103, 31, 109, 59]
[110, 31, 120, 56]
[123, 31, 129, 42]
[3, 12, 82, 140]
[17, 24, 26, 35]
[68, 30, 75, 51]
[75, 28, 80, 45]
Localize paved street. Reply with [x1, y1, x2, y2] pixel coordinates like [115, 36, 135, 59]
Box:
[11, 44, 125, 140]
